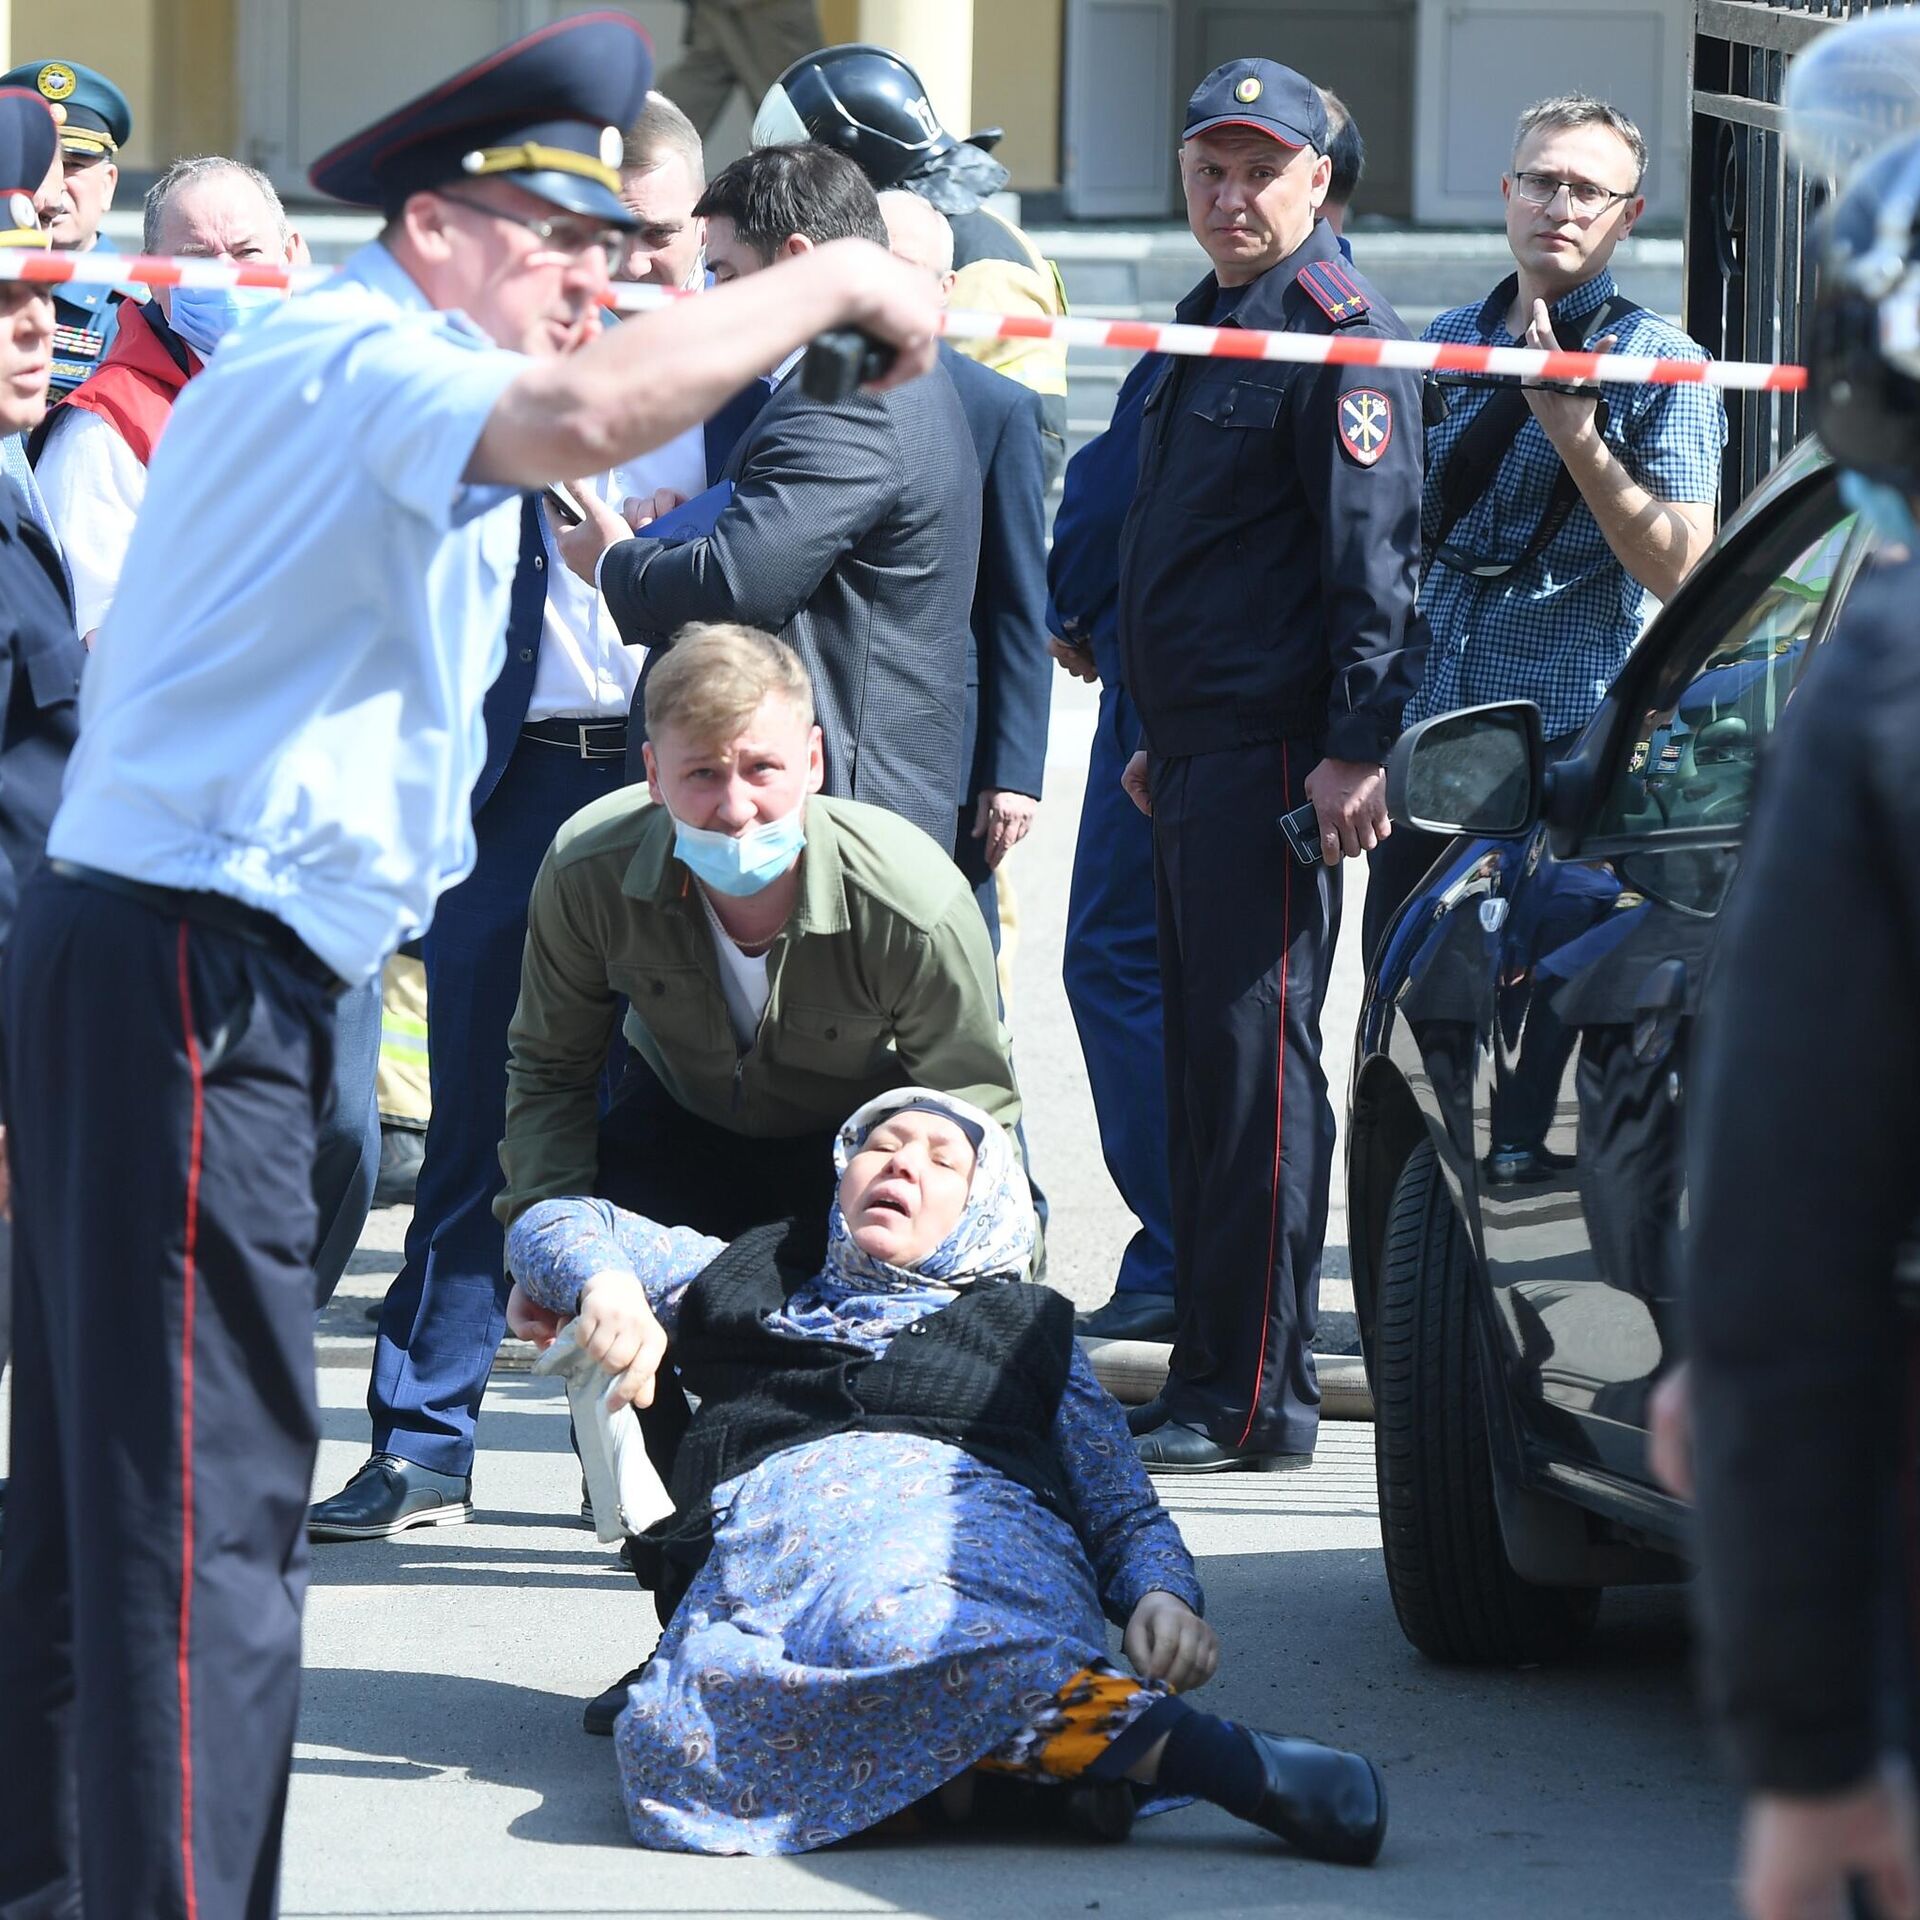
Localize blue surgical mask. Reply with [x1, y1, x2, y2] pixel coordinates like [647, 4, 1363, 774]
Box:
[1840, 468, 1919, 547]
[166, 284, 283, 358]
[671, 803, 807, 897]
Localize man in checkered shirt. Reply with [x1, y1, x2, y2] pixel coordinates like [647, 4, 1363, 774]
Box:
[1363, 93, 1726, 959]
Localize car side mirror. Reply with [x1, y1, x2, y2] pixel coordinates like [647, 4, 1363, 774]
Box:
[1387, 701, 1545, 837]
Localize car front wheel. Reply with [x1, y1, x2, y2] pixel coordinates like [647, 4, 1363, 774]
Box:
[1373, 1138, 1602, 1664]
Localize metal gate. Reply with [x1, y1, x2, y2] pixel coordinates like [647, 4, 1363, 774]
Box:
[1687, 0, 1918, 513]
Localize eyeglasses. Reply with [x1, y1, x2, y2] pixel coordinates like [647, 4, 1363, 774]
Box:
[1512, 170, 1637, 219]
[435, 192, 623, 271]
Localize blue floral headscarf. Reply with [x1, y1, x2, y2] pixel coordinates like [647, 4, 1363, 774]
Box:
[823, 1087, 1034, 1293]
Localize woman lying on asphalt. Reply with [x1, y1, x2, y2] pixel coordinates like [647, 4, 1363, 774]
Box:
[505, 1086, 1386, 1860]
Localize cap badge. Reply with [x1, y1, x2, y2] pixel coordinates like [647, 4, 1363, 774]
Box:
[36, 63, 75, 102]
[1235, 76, 1263, 104]
[8, 191, 37, 232]
[600, 126, 623, 169]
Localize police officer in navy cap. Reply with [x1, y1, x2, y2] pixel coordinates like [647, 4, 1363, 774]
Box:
[0, 13, 939, 1913]
[1120, 59, 1427, 1473]
[0, 58, 133, 394]
[0, 87, 80, 1550]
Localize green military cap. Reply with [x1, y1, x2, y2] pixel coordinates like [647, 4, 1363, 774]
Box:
[0, 59, 132, 161]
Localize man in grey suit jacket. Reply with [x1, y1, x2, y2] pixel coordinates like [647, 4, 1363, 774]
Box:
[566, 143, 980, 852]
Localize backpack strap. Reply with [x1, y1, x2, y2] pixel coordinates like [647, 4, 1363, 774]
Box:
[1426, 283, 1641, 581]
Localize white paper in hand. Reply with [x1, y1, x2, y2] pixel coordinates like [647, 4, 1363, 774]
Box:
[533, 1324, 675, 1541]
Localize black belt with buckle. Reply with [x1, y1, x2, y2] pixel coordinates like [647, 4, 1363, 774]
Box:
[522, 716, 628, 760]
[49, 860, 349, 996]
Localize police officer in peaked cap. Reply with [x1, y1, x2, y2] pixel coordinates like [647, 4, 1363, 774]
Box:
[755, 41, 1072, 480]
[0, 58, 132, 395]
[1119, 59, 1428, 1474]
[0, 14, 940, 1914]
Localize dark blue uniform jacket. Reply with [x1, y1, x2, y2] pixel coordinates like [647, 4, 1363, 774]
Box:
[0, 473, 82, 948]
[939, 341, 1051, 803]
[1118, 219, 1428, 764]
[1047, 352, 1160, 687]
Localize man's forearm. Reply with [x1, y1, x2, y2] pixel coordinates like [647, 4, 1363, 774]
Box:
[1553, 417, 1710, 601]
[494, 1079, 605, 1229]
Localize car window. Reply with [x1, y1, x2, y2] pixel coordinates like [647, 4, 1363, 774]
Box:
[1591, 501, 1860, 840]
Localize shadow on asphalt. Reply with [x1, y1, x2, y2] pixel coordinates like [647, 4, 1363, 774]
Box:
[297, 1665, 636, 1852]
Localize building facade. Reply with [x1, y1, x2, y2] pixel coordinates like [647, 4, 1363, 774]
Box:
[0, 0, 1690, 226]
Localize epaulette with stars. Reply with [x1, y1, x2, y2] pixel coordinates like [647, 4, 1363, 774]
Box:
[1295, 258, 1371, 328]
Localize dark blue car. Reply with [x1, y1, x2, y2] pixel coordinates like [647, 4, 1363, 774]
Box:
[1347, 441, 1870, 1664]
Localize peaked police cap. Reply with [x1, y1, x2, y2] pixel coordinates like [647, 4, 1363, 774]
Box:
[0, 59, 129, 158]
[0, 89, 57, 247]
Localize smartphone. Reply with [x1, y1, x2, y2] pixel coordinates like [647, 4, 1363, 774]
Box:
[543, 482, 586, 527]
[1278, 801, 1327, 867]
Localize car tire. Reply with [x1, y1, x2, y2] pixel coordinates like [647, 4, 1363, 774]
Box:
[1373, 1137, 1603, 1665]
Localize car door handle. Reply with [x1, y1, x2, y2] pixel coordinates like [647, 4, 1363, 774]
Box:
[1633, 958, 1688, 1068]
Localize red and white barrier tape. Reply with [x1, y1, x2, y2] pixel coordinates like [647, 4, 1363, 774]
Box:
[2, 248, 1809, 394]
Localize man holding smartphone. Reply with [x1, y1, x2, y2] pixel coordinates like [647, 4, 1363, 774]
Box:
[1118, 59, 1427, 1474]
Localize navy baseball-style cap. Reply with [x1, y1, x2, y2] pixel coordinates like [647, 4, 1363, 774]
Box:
[0, 59, 130, 160]
[308, 11, 652, 224]
[0, 89, 57, 246]
[1183, 58, 1329, 151]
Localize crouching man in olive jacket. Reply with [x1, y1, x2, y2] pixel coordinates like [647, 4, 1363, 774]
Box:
[499, 621, 1032, 1729]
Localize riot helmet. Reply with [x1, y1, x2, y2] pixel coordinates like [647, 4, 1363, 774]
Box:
[753, 44, 1009, 214]
[1788, 15, 1920, 486]
[1806, 135, 1920, 487]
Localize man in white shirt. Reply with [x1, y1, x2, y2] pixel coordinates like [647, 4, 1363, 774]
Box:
[0, 19, 939, 1915]
[34, 155, 304, 645]
[28, 159, 393, 1309]
[311, 90, 771, 1544]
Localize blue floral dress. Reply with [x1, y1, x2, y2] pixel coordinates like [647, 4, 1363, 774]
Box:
[510, 1198, 1203, 1856]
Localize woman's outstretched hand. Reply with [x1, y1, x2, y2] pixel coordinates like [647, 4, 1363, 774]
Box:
[1124, 1591, 1220, 1693]
[574, 1269, 669, 1411]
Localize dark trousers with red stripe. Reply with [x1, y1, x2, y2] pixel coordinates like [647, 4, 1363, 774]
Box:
[1149, 741, 1339, 1456]
[0, 872, 334, 1920]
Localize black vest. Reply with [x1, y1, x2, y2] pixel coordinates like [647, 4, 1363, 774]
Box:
[630, 1220, 1076, 1602]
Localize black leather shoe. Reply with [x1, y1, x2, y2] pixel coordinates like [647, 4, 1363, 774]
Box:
[1126, 1396, 1171, 1436]
[1075, 1293, 1178, 1341]
[1243, 1729, 1386, 1866]
[1133, 1421, 1311, 1475]
[307, 1453, 472, 1541]
[585, 1661, 651, 1736]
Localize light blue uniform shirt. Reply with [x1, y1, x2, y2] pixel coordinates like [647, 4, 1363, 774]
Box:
[48, 242, 526, 983]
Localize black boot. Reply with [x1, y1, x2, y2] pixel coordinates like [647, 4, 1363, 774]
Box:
[1241, 1730, 1386, 1866]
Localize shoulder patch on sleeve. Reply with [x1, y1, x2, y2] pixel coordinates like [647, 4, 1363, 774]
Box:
[1295, 258, 1371, 327]
[1337, 388, 1394, 466]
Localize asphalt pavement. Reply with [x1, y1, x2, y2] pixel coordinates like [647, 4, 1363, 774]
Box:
[3, 674, 1744, 1917]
